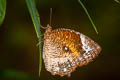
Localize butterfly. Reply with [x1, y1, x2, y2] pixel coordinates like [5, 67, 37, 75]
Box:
[43, 24, 101, 77]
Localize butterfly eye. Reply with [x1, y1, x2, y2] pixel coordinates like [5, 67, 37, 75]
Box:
[63, 46, 69, 52]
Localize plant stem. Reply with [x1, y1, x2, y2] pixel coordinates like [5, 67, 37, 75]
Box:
[26, 0, 42, 77]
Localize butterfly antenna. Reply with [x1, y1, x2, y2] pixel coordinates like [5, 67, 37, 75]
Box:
[40, 8, 52, 29]
[50, 8, 52, 26]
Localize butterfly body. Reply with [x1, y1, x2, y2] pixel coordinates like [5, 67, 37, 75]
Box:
[43, 24, 101, 77]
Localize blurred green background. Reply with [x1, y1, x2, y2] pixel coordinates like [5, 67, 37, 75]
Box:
[0, 0, 120, 80]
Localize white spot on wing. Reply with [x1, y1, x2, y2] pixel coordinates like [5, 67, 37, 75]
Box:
[80, 34, 93, 59]
[64, 46, 68, 51]
[56, 67, 60, 71]
[64, 68, 67, 72]
[80, 34, 92, 53]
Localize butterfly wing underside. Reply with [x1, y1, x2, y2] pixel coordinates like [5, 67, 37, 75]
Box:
[43, 25, 101, 77]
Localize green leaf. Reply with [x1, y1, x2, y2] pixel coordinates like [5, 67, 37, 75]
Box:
[78, 0, 98, 34]
[0, 0, 6, 25]
[26, 0, 42, 77]
[114, 0, 120, 4]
